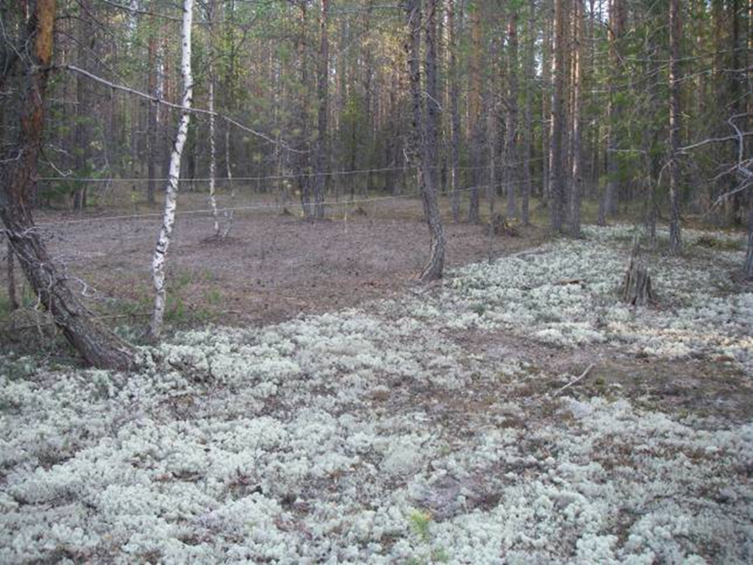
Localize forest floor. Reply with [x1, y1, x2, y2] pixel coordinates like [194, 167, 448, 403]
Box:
[2, 194, 547, 337]
[0, 202, 752, 563]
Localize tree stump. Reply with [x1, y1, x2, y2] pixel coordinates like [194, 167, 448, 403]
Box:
[621, 241, 655, 306]
[489, 213, 519, 237]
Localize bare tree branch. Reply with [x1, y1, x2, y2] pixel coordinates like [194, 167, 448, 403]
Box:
[62, 64, 306, 153]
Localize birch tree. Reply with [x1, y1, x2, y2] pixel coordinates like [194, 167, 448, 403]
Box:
[150, 0, 194, 339]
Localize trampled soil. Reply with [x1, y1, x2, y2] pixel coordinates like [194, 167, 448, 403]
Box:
[17, 197, 545, 330]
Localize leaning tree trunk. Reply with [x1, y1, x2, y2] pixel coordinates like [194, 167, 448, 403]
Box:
[406, 0, 445, 281]
[421, 0, 445, 280]
[668, 0, 682, 255]
[0, 0, 133, 370]
[150, 0, 194, 340]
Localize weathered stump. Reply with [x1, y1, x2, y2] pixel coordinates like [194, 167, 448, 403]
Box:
[489, 213, 519, 237]
[621, 241, 655, 306]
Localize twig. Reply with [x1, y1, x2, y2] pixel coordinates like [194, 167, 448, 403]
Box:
[552, 363, 595, 397]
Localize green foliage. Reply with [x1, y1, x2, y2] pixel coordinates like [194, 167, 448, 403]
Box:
[408, 509, 432, 543]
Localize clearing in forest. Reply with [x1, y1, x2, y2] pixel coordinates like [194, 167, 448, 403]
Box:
[0, 225, 751, 563]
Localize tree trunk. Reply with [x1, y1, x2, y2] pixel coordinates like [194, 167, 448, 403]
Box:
[521, 0, 534, 226]
[448, 0, 462, 222]
[313, 0, 330, 220]
[745, 187, 753, 279]
[0, 0, 133, 370]
[468, 4, 483, 224]
[505, 8, 519, 220]
[550, 0, 568, 233]
[569, 0, 584, 237]
[604, 0, 625, 220]
[406, 0, 445, 281]
[541, 1, 552, 204]
[73, 0, 91, 212]
[150, 0, 194, 339]
[668, 0, 683, 255]
[207, 0, 220, 237]
[146, 21, 158, 206]
[7, 240, 19, 311]
[295, 2, 313, 218]
[222, 126, 236, 238]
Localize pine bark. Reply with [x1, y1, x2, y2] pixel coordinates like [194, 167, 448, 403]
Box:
[448, 0, 462, 222]
[150, 0, 194, 339]
[569, 0, 584, 237]
[541, 2, 552, 203]
[603, 0, 625, 220]
[0, 0, 133, 370]
[668, 0, 683, 255]
[6, 240, 18, 311]
[468, 5, 483, 224]
[505, 9, 519, 220]
[521, 0, 535, 226]
[550, 0, 568, 232]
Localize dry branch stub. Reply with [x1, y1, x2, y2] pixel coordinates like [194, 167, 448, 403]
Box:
[621, 239, 655, 306]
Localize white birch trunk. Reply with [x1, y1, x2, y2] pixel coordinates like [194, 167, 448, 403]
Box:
[150, 0, 194, 339]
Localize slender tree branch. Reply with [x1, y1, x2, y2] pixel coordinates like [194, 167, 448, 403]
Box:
[61, 64, 305, 153]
